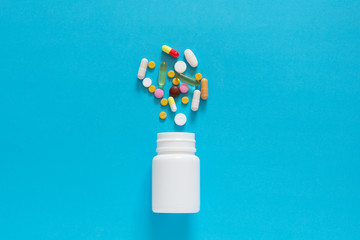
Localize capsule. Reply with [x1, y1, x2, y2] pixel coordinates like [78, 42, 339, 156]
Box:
[176, 73, 200, 87]
[168, 97, 177, 112]
[158, 61, 167, 88]
[200, 78, 208, 100]
[184, 49, 198, 67]
[137, 58, 148, 79]
[162, 45, 179, 58]
[191, 90, 200, 111]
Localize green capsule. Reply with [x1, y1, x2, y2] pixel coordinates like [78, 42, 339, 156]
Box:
[158, 61, 167, 88]
[176, 73, 200, 87]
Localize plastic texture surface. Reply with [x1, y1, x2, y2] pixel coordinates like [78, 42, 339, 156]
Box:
[1, 0, 359, 239]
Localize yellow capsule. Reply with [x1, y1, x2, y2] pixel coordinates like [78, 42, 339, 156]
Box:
[172, 78, 180, 85]
[160, 98, 168, 106]
[162, 45, 171, 54]
[195, 73, 203, 81]
[148, 85, 156, 93]
[168, 97, 177, 112]
[148, 61, 156, 69]
[182, 96, 189, 104]
[159, 112, 167, 119]
[168, 70, 175, 78]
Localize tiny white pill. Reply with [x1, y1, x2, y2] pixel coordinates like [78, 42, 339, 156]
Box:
[137, 58, 148, 79]
[174, 61, 187, 74]
[175, 113, 187, 126]
[184, 49, 198, 68]
[142, 77, 152, 88]
[191, 90, 201, 111]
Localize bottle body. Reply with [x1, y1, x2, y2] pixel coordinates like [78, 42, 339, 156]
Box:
[152, 132, 200, 213]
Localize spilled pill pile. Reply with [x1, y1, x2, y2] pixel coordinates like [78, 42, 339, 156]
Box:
[137, 45, 208, 126]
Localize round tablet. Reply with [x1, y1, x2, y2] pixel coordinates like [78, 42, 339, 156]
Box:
[182, 96, 189, 104]
[174, 61, 187, 74]
[148, 85, 156, 93]
[169, 86, 180, 97]
[175, 113, 187, 126]
[160, 98, 168, 106]
[179, 83, 189, 93]
[148, 61, 156, 69]
[195, 73, 202, 81]
[154, 88, 164, 98]
[159, 112, 167, 119]
[172, 78, 180, 85]
[142, 78, 152, 88]
[168, 70, 175, 78]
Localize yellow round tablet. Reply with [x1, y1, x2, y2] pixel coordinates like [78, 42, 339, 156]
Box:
[195, 73, 203, 81]
[159, 112, 167, 119]
[172, 78, 180, 85]
[160, 98, 168, 106]
[148, 61, 155, 69]
[168, 70, 175, 78]
[148, 85, 156, 93]
[182, 96, 189, 104]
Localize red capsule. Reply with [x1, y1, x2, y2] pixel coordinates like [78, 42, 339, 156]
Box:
[162, 45, 179, 58]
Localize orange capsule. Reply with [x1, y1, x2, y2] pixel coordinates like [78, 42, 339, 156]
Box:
[200, 78, 208, 100]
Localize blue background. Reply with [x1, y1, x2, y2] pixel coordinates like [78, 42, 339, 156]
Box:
[1, 0, 359, 239]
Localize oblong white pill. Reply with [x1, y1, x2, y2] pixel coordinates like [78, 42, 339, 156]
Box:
[142, 77, 152, 88]
[137, 58, 148, 79]
[184, 49, 198, 68]
[175, 113, 187, 126]
[174, 61, 187, 74]
[191, 90, 201, 111]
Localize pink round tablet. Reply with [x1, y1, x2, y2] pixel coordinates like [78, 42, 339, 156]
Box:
[154, 88, 164, 98]
[180, 83, 189, 93]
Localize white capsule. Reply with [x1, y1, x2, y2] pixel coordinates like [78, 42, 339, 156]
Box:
[184, 49, 198, 68]
[191, 90, 201, 111]
[137, 58, 148, 79]
[175, 113, 187, 126]
[174, 61, 187, 74]
[142, 77, 152, 88]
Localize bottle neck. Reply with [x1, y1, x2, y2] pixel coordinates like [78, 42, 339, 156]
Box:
[156, 132, 196, 155]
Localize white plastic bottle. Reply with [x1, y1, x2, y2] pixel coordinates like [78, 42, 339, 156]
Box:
[152, 132, 200, 213]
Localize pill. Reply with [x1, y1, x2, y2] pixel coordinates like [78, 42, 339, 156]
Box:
[159, 112, 167, 119]
[154, 88, 164, 98]
[182, 96, 189, 104]
[160, 98, 168, 106]
[195, 73, 203, 81]
[137, 58, 148, 79]
[191, 90, 200, 111]
[149, 85, 156, 93]
[142, 78, 152, 88]
[175, 113, 187, 126]
[168, 97, 177, 112]
[168, 70, 175, 78]
[162, 45, 179, 58]
[184, 49, 198, 68]
[158, 61, 167, 88]
[200, 78, 208, 100]
[169, 86, 180, 97]
[174, 61, 187, 74]
[148, 61, 156, 69]
[176, 73, 200, 86]
[172, 78, 180, 85]
[179, 83, 189, 93]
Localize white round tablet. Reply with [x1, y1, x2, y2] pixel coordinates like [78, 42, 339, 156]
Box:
[142, 77, 152, 88]
[175, 113, 187, 126]
[174, 61, 187, 74]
